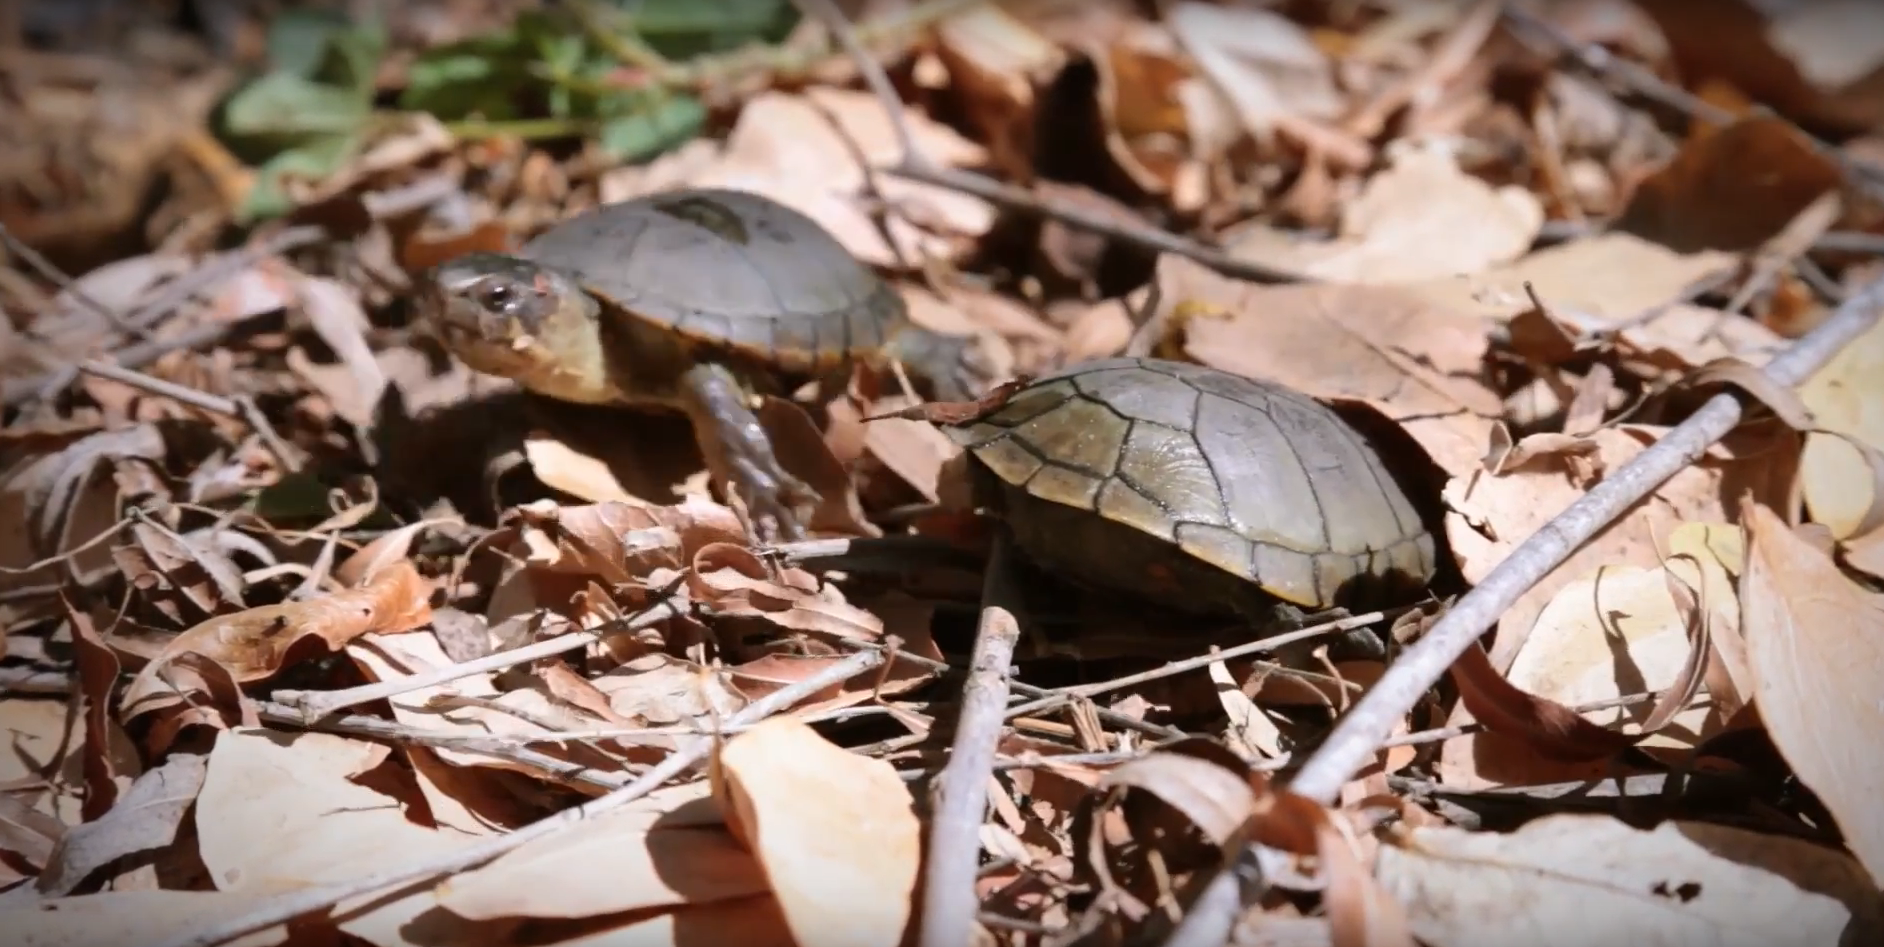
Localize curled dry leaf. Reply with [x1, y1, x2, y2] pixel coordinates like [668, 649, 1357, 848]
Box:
[1375, 813, 1884, 946]
[1739, 497, 1884, 888]
[714, 717, 922, 947]
[119, 560, 435, 720]
[690, 543, 885, 645]
[510, 497, 747, 584]
[1798, 314, 1884, 541]
[1444, 425, 1795, 672]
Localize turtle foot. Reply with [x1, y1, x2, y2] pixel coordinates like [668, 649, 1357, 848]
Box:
[678, 363, 818, 542]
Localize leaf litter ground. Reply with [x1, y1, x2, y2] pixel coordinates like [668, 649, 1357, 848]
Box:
[3, 2, 1884, 946]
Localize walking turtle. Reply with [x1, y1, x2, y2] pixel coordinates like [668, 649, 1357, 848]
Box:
[417, 187, 987, 540]
[938, 356, 1439, 639]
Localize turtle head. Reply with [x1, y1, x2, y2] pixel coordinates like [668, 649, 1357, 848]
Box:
[418, 253, 619, 404]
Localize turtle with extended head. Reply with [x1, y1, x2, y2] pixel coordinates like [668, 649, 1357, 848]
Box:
[417, 186, 988, 540]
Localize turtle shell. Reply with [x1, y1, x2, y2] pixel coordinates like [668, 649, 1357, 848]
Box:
[941, 357, 1438, 619]
[516, 187, 909, 375]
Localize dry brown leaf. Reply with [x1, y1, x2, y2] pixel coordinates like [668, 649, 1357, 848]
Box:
[1444, 426, 1792, 670]
[346, 630, 626, 779]
[194, 728, 482, 946]
[1159, 260, 1500, 475]
[436, 781, 769, 921]
[1224, 143, 1543, 284]
[36, 751, 206, 896]
[590, 652, 748, 734]
[1439, 425, 1797, 788]
[714, 717, 922, 947]
[1448, 641, 1639, 768]
[601, 88, 994, 268]
[1614, 115, 1845, 253]
[1375, 813, 1884, 945]
[1168, 1, 1345, 145]
[119, 560, 434, 719]
[0, 890, 285, 947]
[1636, 0, 1884, 136]
[511, 497, 746, 584]
[1406, 231, 1737, 328]
[1504, 564, 1724, 750]
[1739, 497, 1884, 888]
[287, 274, 386, 427]
[932, 2, 1066, 178]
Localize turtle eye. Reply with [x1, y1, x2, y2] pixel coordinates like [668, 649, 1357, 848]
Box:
[475, 279, 518, 314]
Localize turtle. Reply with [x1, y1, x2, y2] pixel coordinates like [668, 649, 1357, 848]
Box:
[937, 356, 1439, 645]
[416, 186, 988, 540]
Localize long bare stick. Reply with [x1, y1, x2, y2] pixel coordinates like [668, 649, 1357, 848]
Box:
[1162, 275, 1884, 947]
[919, 532, 1022, 947]
[154, 647, 886, 947]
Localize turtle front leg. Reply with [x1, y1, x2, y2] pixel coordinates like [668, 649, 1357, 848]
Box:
[676, 362, 818, 542]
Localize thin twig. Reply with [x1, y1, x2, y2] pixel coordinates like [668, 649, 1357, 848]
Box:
[274, 595, 686, 721]
[919, 531, 1022, 947]
[151, 647, 886, 947]
[0, 223, 149, 340]
[3, 226, 324, 408]
[831, 638, 1188, 743]
[253, 700, 629, 792]
[1162, 274, 1884, 947]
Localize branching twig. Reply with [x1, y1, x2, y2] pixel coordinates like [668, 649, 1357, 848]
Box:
[153, 647, 887, 947]
[1162, 274, 1884, 947]
[919, 531, 1022, 947]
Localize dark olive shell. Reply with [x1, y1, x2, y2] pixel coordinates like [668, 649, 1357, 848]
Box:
[518, 187, 908, 372]
[941, 357, 1438, 618]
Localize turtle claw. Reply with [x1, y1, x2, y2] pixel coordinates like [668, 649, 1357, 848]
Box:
[678, 362, 817, 542]
[722, 445, 816, 543]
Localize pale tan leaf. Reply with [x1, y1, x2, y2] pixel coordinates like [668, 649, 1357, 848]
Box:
[1375, 814, 1884, 946]
[1740, 498, 1884, 888]
[715, 718, 921, 947]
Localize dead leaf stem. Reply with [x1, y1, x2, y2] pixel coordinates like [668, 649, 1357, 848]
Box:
[1162, 273, 1884, 947]
[786, 0, 1315, 286]
[918, 531, 1022, 947]
[148, 647, 887, 947]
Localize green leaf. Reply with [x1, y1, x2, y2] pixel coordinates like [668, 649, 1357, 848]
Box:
[598, 93, 705, 161]
[623, 0, 795, 42]
[266, 9, 352, 77]
[222, 72, 372, 143]
[265, 9, 385, 96]
[238, 133, 364, 223]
